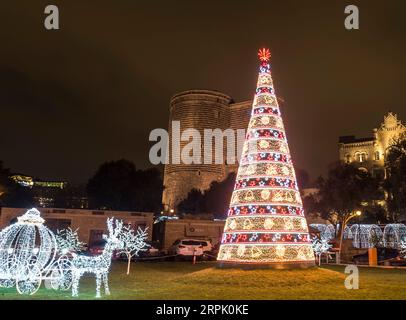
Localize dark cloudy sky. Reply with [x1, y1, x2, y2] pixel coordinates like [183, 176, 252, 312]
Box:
[0, 0, 405, 183]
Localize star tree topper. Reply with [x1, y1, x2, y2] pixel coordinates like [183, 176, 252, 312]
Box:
[258, 48, 271, 62]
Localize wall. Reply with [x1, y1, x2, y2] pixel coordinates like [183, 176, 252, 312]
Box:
[0, 207, 154, 245]
[339, 112, 405, 177]
[154, 219, 226, 249]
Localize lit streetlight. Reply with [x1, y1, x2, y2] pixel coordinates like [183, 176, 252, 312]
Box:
[338, 210, 362, 263]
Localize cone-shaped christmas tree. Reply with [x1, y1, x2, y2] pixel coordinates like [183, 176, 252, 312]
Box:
[217, 48, 315, 268]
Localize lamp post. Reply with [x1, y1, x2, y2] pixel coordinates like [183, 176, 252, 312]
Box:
[338, 210, 362, 263]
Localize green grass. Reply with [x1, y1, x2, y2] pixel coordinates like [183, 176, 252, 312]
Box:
[1, 261, 406, 299]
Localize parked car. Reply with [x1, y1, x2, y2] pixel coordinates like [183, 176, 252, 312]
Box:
[352, 247, 399, 265]
[139, 241, 160, 257]
[88, 239, 106, 256]
[88, 239, 121, 259]
[117, 241, 161, 260]
[198, 240, 213, 253]
[168, 239, 204, 260]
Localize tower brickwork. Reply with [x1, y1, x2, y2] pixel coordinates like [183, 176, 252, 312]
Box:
[162, 90, 251, 212]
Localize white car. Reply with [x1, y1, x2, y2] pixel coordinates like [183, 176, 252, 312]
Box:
[169, 239, 204, 258]
[197, 240, 213, 253]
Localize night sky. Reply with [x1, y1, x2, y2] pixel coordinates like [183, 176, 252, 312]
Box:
[1, 0, 405, 183]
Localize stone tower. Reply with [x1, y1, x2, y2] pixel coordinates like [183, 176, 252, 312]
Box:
[162, 90, 252, 212]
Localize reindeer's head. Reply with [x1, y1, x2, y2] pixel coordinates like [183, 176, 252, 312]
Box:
[103, 218, 125, 250]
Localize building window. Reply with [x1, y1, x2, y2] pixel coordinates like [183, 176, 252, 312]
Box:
[356, 152, 367, 163]
[374, 151, 380, 161]
[45, 218, 71, 233]
[89, 230, 104, 246]
[345, 154, 351, 164]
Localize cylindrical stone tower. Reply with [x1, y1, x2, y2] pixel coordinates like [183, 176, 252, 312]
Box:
[162, 90, 233, 213]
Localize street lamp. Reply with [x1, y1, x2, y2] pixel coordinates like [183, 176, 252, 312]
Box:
[338, 210, 362, 263]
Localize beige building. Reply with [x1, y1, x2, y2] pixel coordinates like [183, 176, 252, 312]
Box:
[338, 112, 405, 177]
[0, 207, 154, 246]
[153, 218, 226, 249]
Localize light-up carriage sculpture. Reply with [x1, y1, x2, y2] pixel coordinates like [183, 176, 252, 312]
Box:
[0, 208, 73, 295]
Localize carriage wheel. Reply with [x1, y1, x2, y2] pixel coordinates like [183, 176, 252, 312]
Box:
[16, 274, 42, 295]
[50, 258, 73, 291]
[0, 279, 15, 288]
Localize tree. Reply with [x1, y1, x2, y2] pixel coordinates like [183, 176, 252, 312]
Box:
[55, 227, 85, 255]
[117, 225, 149, 275]
[311, 237, 332, 266]
[176, 172, 236, 218]
[216, 48, 314, 266]
[0, 161, 34, 208]
[131, 168, 164, 213]
[177, 189, 205, 215]
[87, 159, 163, 212]
[384, 133, 406, 222]
[308, 162, 383, 236]
[53, 184, 88, 209]
[296, 168, 310, 189]
[202, 172, 236, 219]
[0, 161, 8, 199]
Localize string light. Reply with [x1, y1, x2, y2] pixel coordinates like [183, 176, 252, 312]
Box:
[400, 240, 406, 258]
[0, 209, 130, 298]
[309, 224, 336, 240]
[217, 49, 315, 267]
[311, 237, 332, 266]
[383, 224, 406, 249]
[55, 228, 85, 255]
[71, 218, 125, 298]
[0, 208, 57, 294]
[117, 225, 149, 275]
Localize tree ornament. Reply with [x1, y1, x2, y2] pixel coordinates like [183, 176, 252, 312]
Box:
[258, 48, 271, 62]
[228, 219, 237, 230]
[261, 116, 270, 125]
[237, 245, 246, 257]
[261, 189, 271, 200]
[264, 218, 274, 230]
[245, 190, 254, 201]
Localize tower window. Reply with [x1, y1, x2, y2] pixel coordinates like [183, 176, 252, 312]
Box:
[374, 151, 380, 161]
[345, 154, 351, 164]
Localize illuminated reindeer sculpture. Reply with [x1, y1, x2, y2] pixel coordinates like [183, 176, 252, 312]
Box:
[71, 218, 124, 298]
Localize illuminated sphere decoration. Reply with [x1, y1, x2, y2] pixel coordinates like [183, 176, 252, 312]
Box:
[217, 49, 315, 268]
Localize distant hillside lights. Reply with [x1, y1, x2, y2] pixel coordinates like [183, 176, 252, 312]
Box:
[149, 121, 248, 165]
[10, 175, 67, 189]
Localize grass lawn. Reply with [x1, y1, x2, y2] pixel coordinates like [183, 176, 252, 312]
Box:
[1, 261, 406, 300]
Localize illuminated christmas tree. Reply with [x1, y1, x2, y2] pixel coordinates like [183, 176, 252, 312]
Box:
[217, 48, 315, 268]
